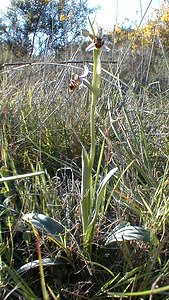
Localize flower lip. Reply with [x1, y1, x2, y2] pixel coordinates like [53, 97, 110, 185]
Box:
[85, 36, 110, 52]
[85, 39, 110, 52]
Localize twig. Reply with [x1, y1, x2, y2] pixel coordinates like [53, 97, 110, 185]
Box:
[1, 60, 117, 69]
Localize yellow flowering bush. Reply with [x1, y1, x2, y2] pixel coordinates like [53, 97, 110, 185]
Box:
[107, 4, 169, 52]
[128, 4, 169, 51]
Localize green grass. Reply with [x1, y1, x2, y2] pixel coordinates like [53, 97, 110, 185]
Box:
[0, 22, 169, 300]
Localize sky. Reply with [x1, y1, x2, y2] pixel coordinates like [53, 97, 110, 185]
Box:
[0, 0, 163, 29]
[90, 0, 162, 29]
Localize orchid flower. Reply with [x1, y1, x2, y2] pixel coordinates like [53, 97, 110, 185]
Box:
[69, 65, 90, 92]
[82, 28, 110, 52]
[85, 37, 110, 52]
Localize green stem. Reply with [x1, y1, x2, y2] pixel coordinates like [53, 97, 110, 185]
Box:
[89, 49, 101, 196]
[81, 46, 101, 254]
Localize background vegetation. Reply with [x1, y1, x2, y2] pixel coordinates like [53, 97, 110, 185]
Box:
[0, 0, 169, 299]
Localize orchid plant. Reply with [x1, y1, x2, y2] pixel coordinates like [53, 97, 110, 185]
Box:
[77, 22, 117, 254]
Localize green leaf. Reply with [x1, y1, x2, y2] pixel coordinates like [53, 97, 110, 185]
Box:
[0, 171, 44, 182]
[108, 284, 169, 298]
[105, 225, 150, 245]
[95, 167, 118, 215]
[17, 258, 68, 274]
[22, 213, 64, 237]
[4, 263, 37, 299]
[81, 148, 90, 234]
[84, 167, 118, 248]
